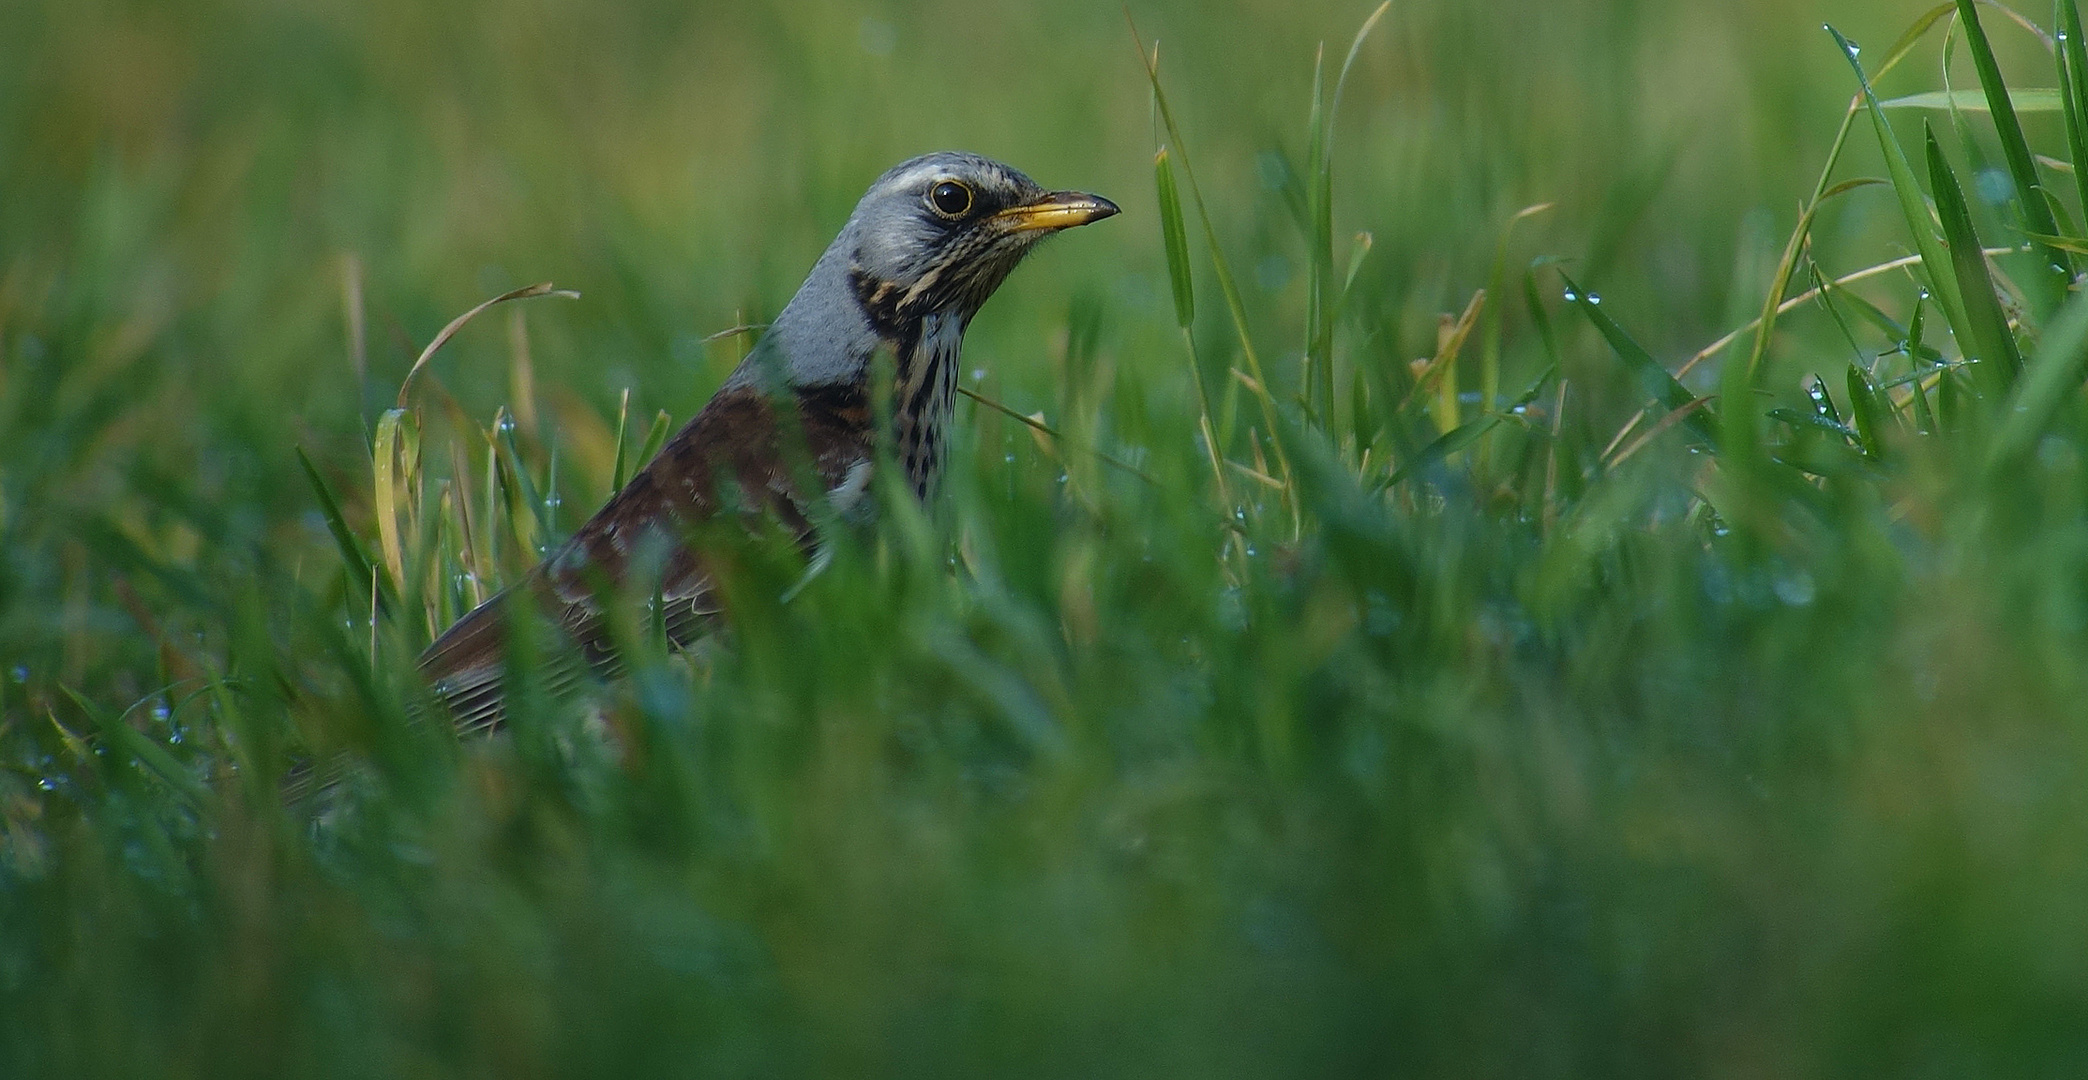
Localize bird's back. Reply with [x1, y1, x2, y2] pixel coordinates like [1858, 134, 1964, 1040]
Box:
[418, 366, 876, 732]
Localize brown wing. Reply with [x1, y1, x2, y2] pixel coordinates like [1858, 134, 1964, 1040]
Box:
[417, 379, 874, 734]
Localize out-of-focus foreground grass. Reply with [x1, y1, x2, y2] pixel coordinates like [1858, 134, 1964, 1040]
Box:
[6, 0, 2088, 1075]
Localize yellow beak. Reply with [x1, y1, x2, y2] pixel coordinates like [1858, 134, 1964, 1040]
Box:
[995, 191, 1122, 233]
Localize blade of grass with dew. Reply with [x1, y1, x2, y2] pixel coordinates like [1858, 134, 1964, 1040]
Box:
[1713, 171, 1885, 472]
[1928, 122, 2026, 395]
[1905, 297, 1940, 432]
[1954, 0, 2073, 302]
[1829, 24, 1974, 351]
[1847, 364, 1891, 457]
[1660, 0, 1948, 409]
[2018, 230, 2088, 253]
[1559, 274, 1717, 447]
[63, 685, 206, 809]
[495, 408, 553, 556]
[1383, 366, 1555, 490]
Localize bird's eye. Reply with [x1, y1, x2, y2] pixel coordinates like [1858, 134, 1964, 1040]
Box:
[928, 180, 973, 218]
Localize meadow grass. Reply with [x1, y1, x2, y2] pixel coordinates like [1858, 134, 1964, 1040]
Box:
[6, 0, 2088, 1075]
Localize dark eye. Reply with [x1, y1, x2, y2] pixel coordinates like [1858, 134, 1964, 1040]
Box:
[928, 180, 973, 218]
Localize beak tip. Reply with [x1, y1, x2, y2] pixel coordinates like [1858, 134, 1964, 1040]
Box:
[1004, 191, 1123, 232]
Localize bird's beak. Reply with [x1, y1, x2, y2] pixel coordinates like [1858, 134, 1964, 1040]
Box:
[995, 191, 1121, 233]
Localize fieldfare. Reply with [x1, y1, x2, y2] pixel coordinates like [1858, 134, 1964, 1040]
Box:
[418, 152, 1119, 733]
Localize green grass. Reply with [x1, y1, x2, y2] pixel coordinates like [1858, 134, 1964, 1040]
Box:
[8, 0, 2088, 1075]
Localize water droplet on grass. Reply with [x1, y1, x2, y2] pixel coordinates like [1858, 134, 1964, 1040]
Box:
[1774, 571, 1817, 607]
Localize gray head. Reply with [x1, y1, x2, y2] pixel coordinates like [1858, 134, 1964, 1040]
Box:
[746, 152, 1119, 391]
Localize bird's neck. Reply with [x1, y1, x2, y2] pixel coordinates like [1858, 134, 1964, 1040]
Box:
[889, 310, 967, 498]
[728, 235, 975, 498]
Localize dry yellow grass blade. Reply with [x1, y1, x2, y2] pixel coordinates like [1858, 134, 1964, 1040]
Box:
[396, 282, 580, 409]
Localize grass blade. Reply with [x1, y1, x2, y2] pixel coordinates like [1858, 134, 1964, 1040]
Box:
[1482, 204, 1555, 412]
[637, 409, 673, 473]
[1305, 44, 1333, 425]
[65, 686, 207, 807]
[372, 407, 411, 596]
[610, 388, 634, 492]
[1991, 284, 2088, 461]
[1881, 88, 2065, 111]
[1927, 122, 2026, 395]
[396, 282, 580, 408]
[1954, 0, 2072, 298]
[2061, 1, 2088, 226]
[1559, 274, 1717, 447]
[1155, 148, 1195, 330]
[297, 446, 396, 613]
[1828, 24, 1975, 354]
[1157, 145, 1233, 502]
[1846, 363, 1889, 458]
[1130, 14, 1295, 521]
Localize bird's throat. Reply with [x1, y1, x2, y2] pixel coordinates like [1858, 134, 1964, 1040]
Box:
[890, 310, 966, 498]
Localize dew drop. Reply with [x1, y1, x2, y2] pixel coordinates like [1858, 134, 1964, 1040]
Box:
[1562, 289, 1579, 302]
[1586, 293, 1602, 306]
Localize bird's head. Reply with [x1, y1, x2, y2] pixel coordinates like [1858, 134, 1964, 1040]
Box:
[842, 152, 1119, 333]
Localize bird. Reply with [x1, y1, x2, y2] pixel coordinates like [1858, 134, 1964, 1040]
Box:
[417, 152, 1119, 734]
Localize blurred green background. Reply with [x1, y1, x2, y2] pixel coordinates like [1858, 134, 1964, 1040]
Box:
[7, 0, 2088, 1076]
